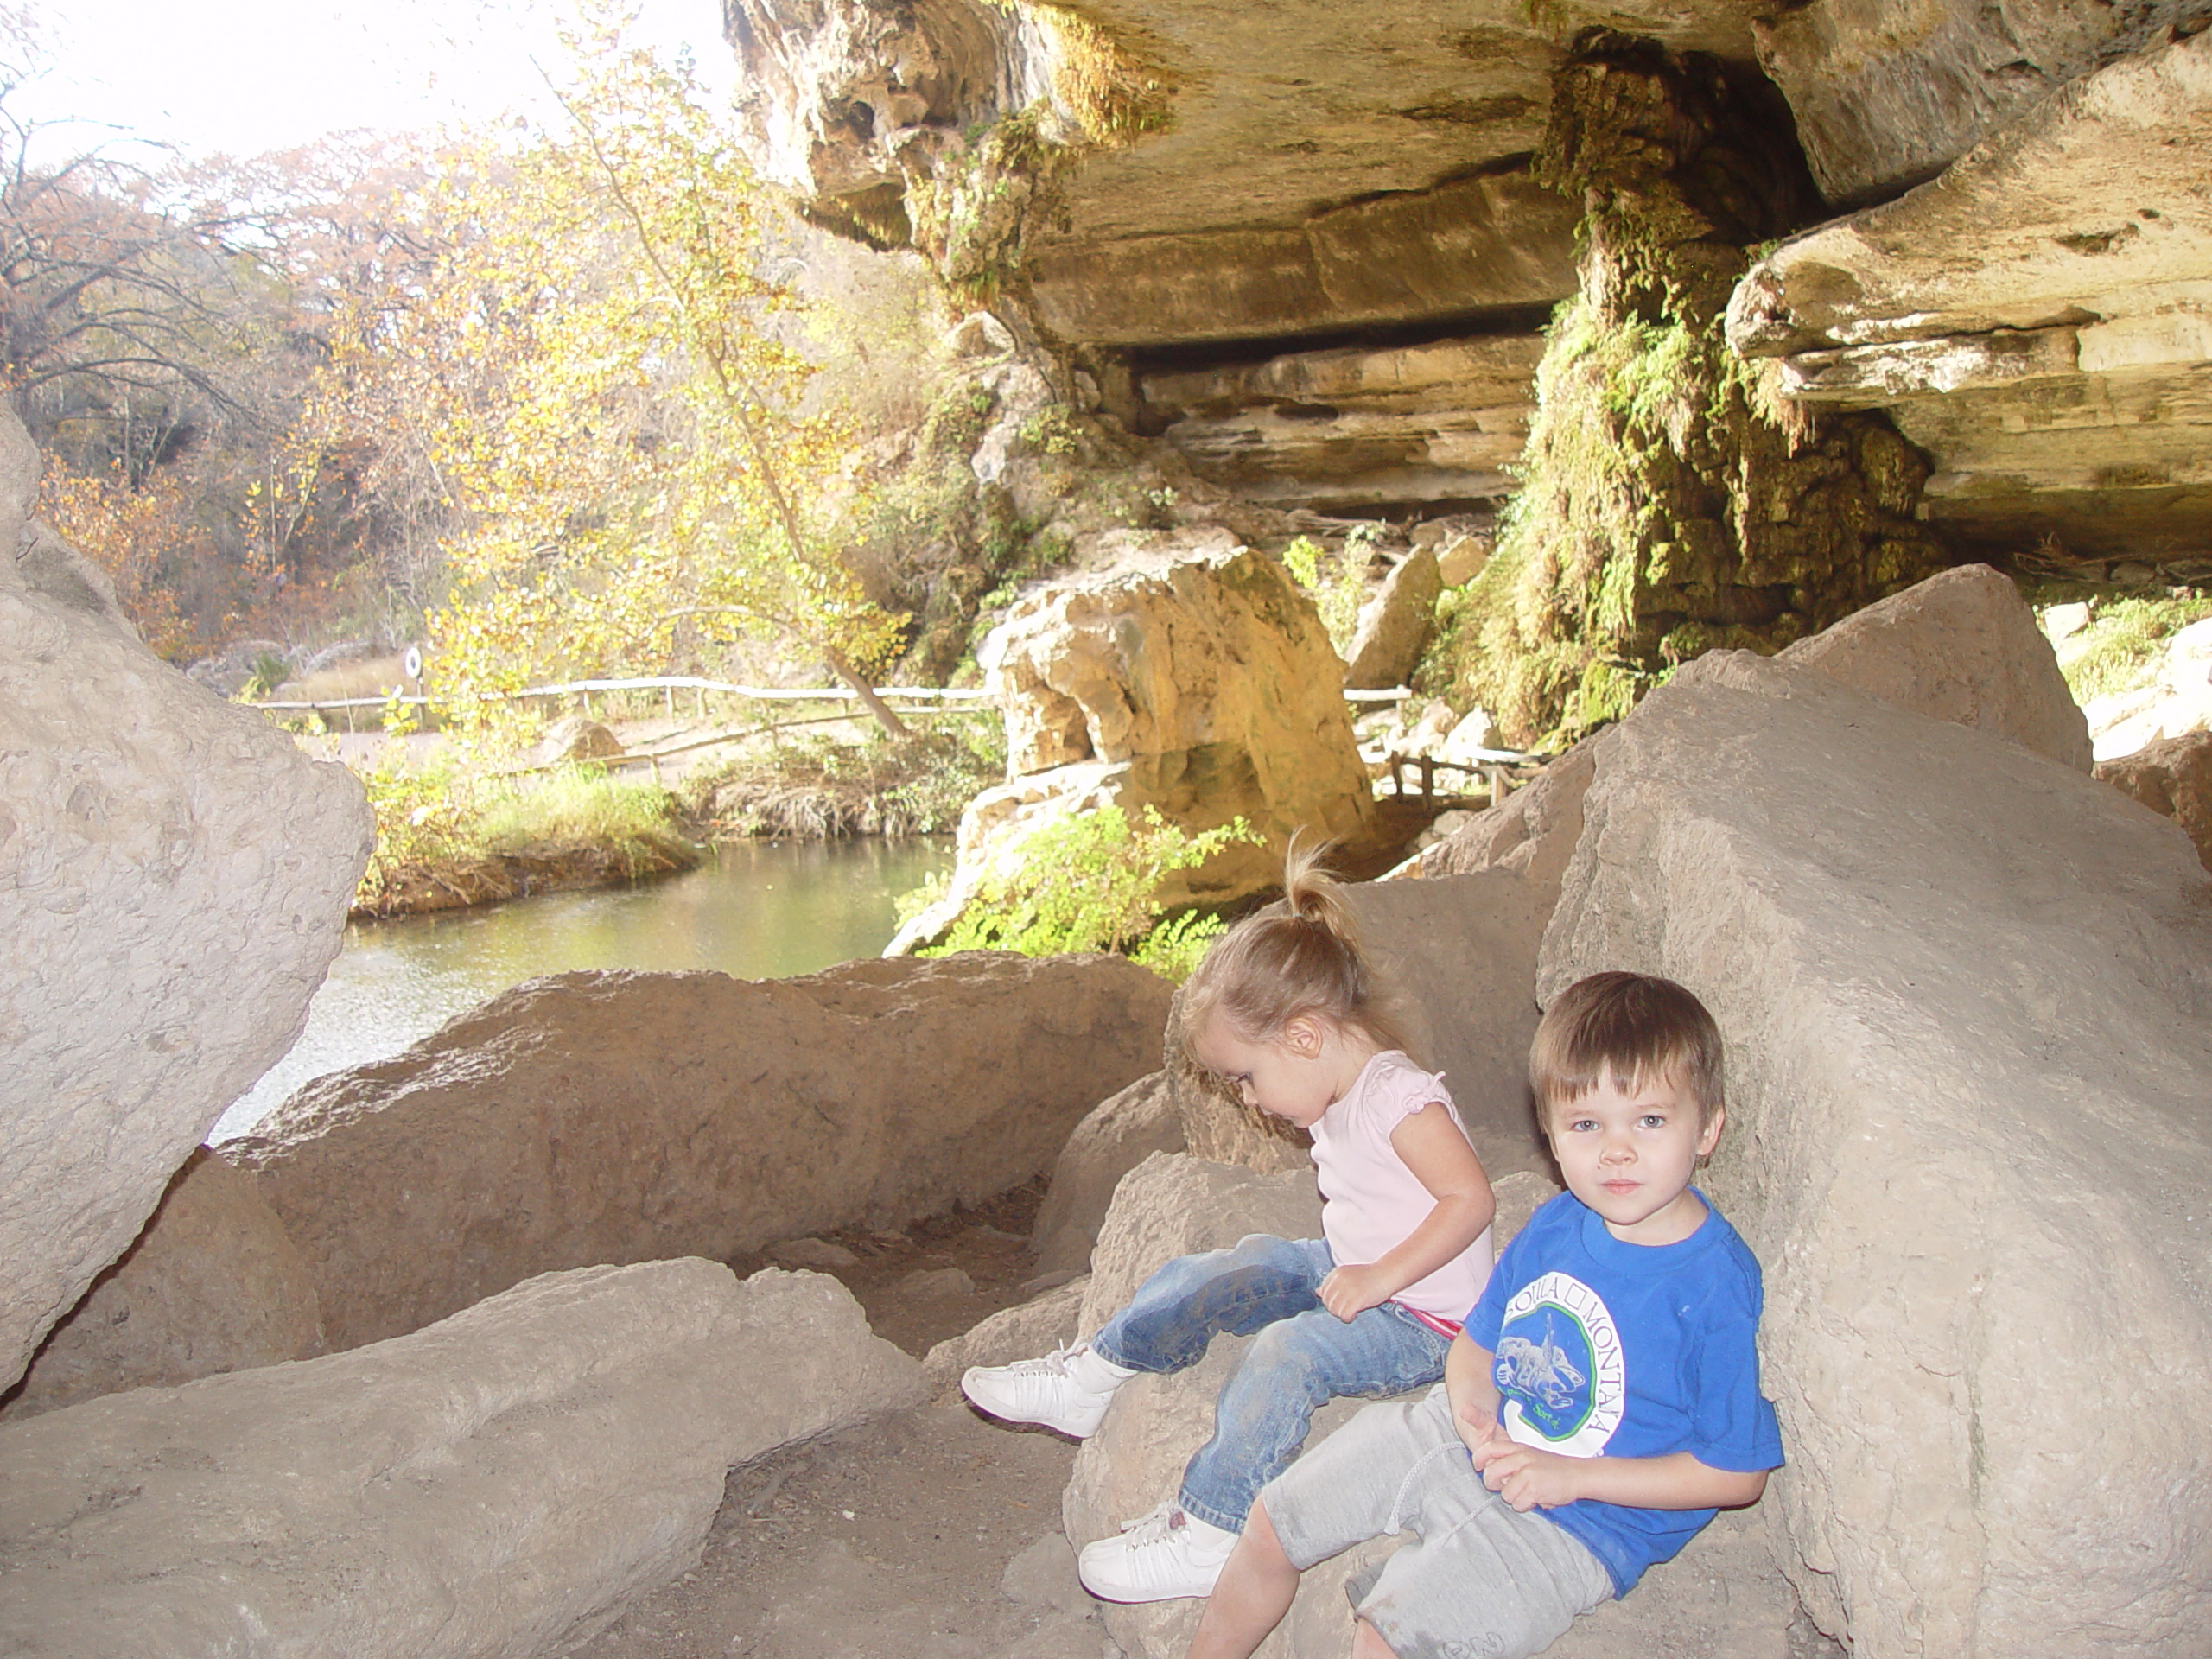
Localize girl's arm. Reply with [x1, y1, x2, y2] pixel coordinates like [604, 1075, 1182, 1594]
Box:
[1317, 1103, 1496, 1320]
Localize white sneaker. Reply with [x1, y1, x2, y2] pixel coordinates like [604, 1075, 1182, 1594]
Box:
[961, 1344, 1131, 1438]
[1077, 1502, 1237, 1602]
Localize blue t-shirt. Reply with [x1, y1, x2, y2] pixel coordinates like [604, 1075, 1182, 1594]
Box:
[1465, 1191, 1783, 1597]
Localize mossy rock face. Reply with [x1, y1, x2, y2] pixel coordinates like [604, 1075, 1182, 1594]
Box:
[1441, 31, 1954, 749]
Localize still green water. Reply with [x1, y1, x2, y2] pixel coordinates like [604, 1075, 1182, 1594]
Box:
[210, 837, 954, 1142]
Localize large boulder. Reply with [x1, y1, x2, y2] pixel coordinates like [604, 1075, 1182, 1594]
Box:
[0, 1261, 925, 1659]
[1030, 1071, 1186, 1278]
[2098, 728, 2212, 872]
[1163, 870, 1554, 1182]
[896, 544, 1374, 950]
[0, 408, 372, 1394]
[1776, 563, 2092, 771]
[1, 1150, 323, 1423]
[231, 953, 1171, 1350]
[1414, 561, 2094, 887]
[1540, 650, 2212, 1656]
[1343, 548, 1444, 691]
[986, 546, 1373, 885]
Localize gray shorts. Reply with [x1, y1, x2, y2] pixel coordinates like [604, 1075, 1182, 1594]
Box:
[1260, 1386, 1613, 1659]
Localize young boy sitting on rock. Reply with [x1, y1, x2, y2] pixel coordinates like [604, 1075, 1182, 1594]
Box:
[1184, 970, 1783, 1659]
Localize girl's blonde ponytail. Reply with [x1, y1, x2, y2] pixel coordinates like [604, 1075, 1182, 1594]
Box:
[1179, 832, 1409, 1062]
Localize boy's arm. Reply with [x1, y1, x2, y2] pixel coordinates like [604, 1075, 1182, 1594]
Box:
[1444, 1331, 1501, 1456]
[1318, 1103, 1497, 1320]
[1471, 1438, 1769, 1513]
[1450, 1332, 1769, 1511]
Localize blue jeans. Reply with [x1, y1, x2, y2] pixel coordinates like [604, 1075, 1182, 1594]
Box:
[1090, 1234, 1453, 1533]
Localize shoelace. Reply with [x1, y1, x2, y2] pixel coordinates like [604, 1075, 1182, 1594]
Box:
[1116, 1500, 1179, 1544]
[1005, 1344, 1081, 1378]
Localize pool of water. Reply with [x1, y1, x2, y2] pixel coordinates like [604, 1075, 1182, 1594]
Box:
[211, 836, 955, 1142]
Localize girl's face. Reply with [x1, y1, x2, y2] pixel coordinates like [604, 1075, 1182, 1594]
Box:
[1192, 1014, 1345, 1129]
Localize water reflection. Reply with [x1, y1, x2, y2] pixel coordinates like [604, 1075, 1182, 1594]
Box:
[212, 837, 953, 1142]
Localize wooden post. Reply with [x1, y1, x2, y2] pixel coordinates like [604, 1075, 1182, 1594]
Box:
[664, 684, 675, 717]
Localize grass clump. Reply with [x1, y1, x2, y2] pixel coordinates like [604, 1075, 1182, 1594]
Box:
[354, 753, 696, 916]
[2047, 592, 2212, 704]
[1281, 532, 1371, 658]
[919, 804, 1259, 981]
[684, 723, 1006, 839]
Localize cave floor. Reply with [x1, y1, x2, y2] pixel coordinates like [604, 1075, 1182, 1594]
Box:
[572, 1182, 1105, 1659]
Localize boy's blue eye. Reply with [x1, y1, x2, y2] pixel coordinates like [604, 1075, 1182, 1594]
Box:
[1638, 1113, 1667, 1129]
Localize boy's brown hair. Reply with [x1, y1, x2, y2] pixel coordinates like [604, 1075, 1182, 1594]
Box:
[1529, 971, 1725, 1128]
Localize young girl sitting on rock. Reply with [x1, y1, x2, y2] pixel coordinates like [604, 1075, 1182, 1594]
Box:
[962, 838, 1497, 1603]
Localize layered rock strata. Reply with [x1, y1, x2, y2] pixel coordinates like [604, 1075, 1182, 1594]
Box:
[232, 953, 1171, 1350]
[1730, 29, 2212, 561]
[0, 408, 372, 1395]
[1541, 652, 2212, 1655]
[0, 1262, 925, 1659]
[1140, 332, 1543, 513]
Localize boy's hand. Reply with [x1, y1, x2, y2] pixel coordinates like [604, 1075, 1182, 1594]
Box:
[1470, 1432, 1586, 1512]
[1453, 1394, 1507, 1460]
[1317, 1263, 1393, 1321]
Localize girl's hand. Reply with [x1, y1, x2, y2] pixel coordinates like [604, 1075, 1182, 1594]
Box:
[1317, 1263, 1393, 1321]
[1471, 1433, 1586, 1512]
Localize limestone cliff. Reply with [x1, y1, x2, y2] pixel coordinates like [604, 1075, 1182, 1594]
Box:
[722, 0, 2212, 613]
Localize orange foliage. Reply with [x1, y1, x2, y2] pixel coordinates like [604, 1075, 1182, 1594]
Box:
[36, 464, 214, 659]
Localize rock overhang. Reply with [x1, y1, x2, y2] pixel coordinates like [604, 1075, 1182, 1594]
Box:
[1732, 26, 2212, 563]
[725, 0, 2212, 538]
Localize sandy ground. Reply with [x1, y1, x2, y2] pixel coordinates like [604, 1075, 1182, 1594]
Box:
[572, 1183, 1114, 1659]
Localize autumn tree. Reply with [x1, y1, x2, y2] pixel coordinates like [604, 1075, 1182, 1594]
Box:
[0, 10, 374, 657]
[297, 12, 912, 734]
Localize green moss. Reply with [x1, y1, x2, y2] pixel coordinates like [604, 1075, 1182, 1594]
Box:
[1428, 35, 1951, 750]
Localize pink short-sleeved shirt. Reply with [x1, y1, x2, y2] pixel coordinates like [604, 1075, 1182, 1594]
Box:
[1308, 1050, 1494, 1323]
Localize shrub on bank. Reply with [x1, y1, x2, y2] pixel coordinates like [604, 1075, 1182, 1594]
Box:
[911, 805, 1260, 982]
[354, 754, 696, 917]
[683, 723, 1005, 839]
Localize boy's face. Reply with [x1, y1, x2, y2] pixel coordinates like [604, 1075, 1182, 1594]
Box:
[1544, 1065, 1723, 1246]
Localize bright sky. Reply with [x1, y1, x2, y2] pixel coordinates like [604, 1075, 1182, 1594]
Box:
[12, 0, 738, 163]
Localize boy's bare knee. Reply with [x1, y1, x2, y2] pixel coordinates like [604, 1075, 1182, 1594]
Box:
[1350, 1617, 1401, 1659]
[1240, 1497, 1290, 1569]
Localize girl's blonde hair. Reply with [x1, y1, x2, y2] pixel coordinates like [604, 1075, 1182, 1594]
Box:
[1179, 834, 1411, 1061]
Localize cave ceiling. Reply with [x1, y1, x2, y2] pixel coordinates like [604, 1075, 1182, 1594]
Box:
[725, 0, 2212, 547]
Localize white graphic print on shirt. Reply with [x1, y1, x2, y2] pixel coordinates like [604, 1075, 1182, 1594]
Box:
[1492, 1271, 1624, 1458]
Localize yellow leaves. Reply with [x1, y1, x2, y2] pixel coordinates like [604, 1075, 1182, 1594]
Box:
[281, 4, 904, 731]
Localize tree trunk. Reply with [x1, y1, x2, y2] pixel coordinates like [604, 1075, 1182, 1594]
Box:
[823, 645, 912, 741]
